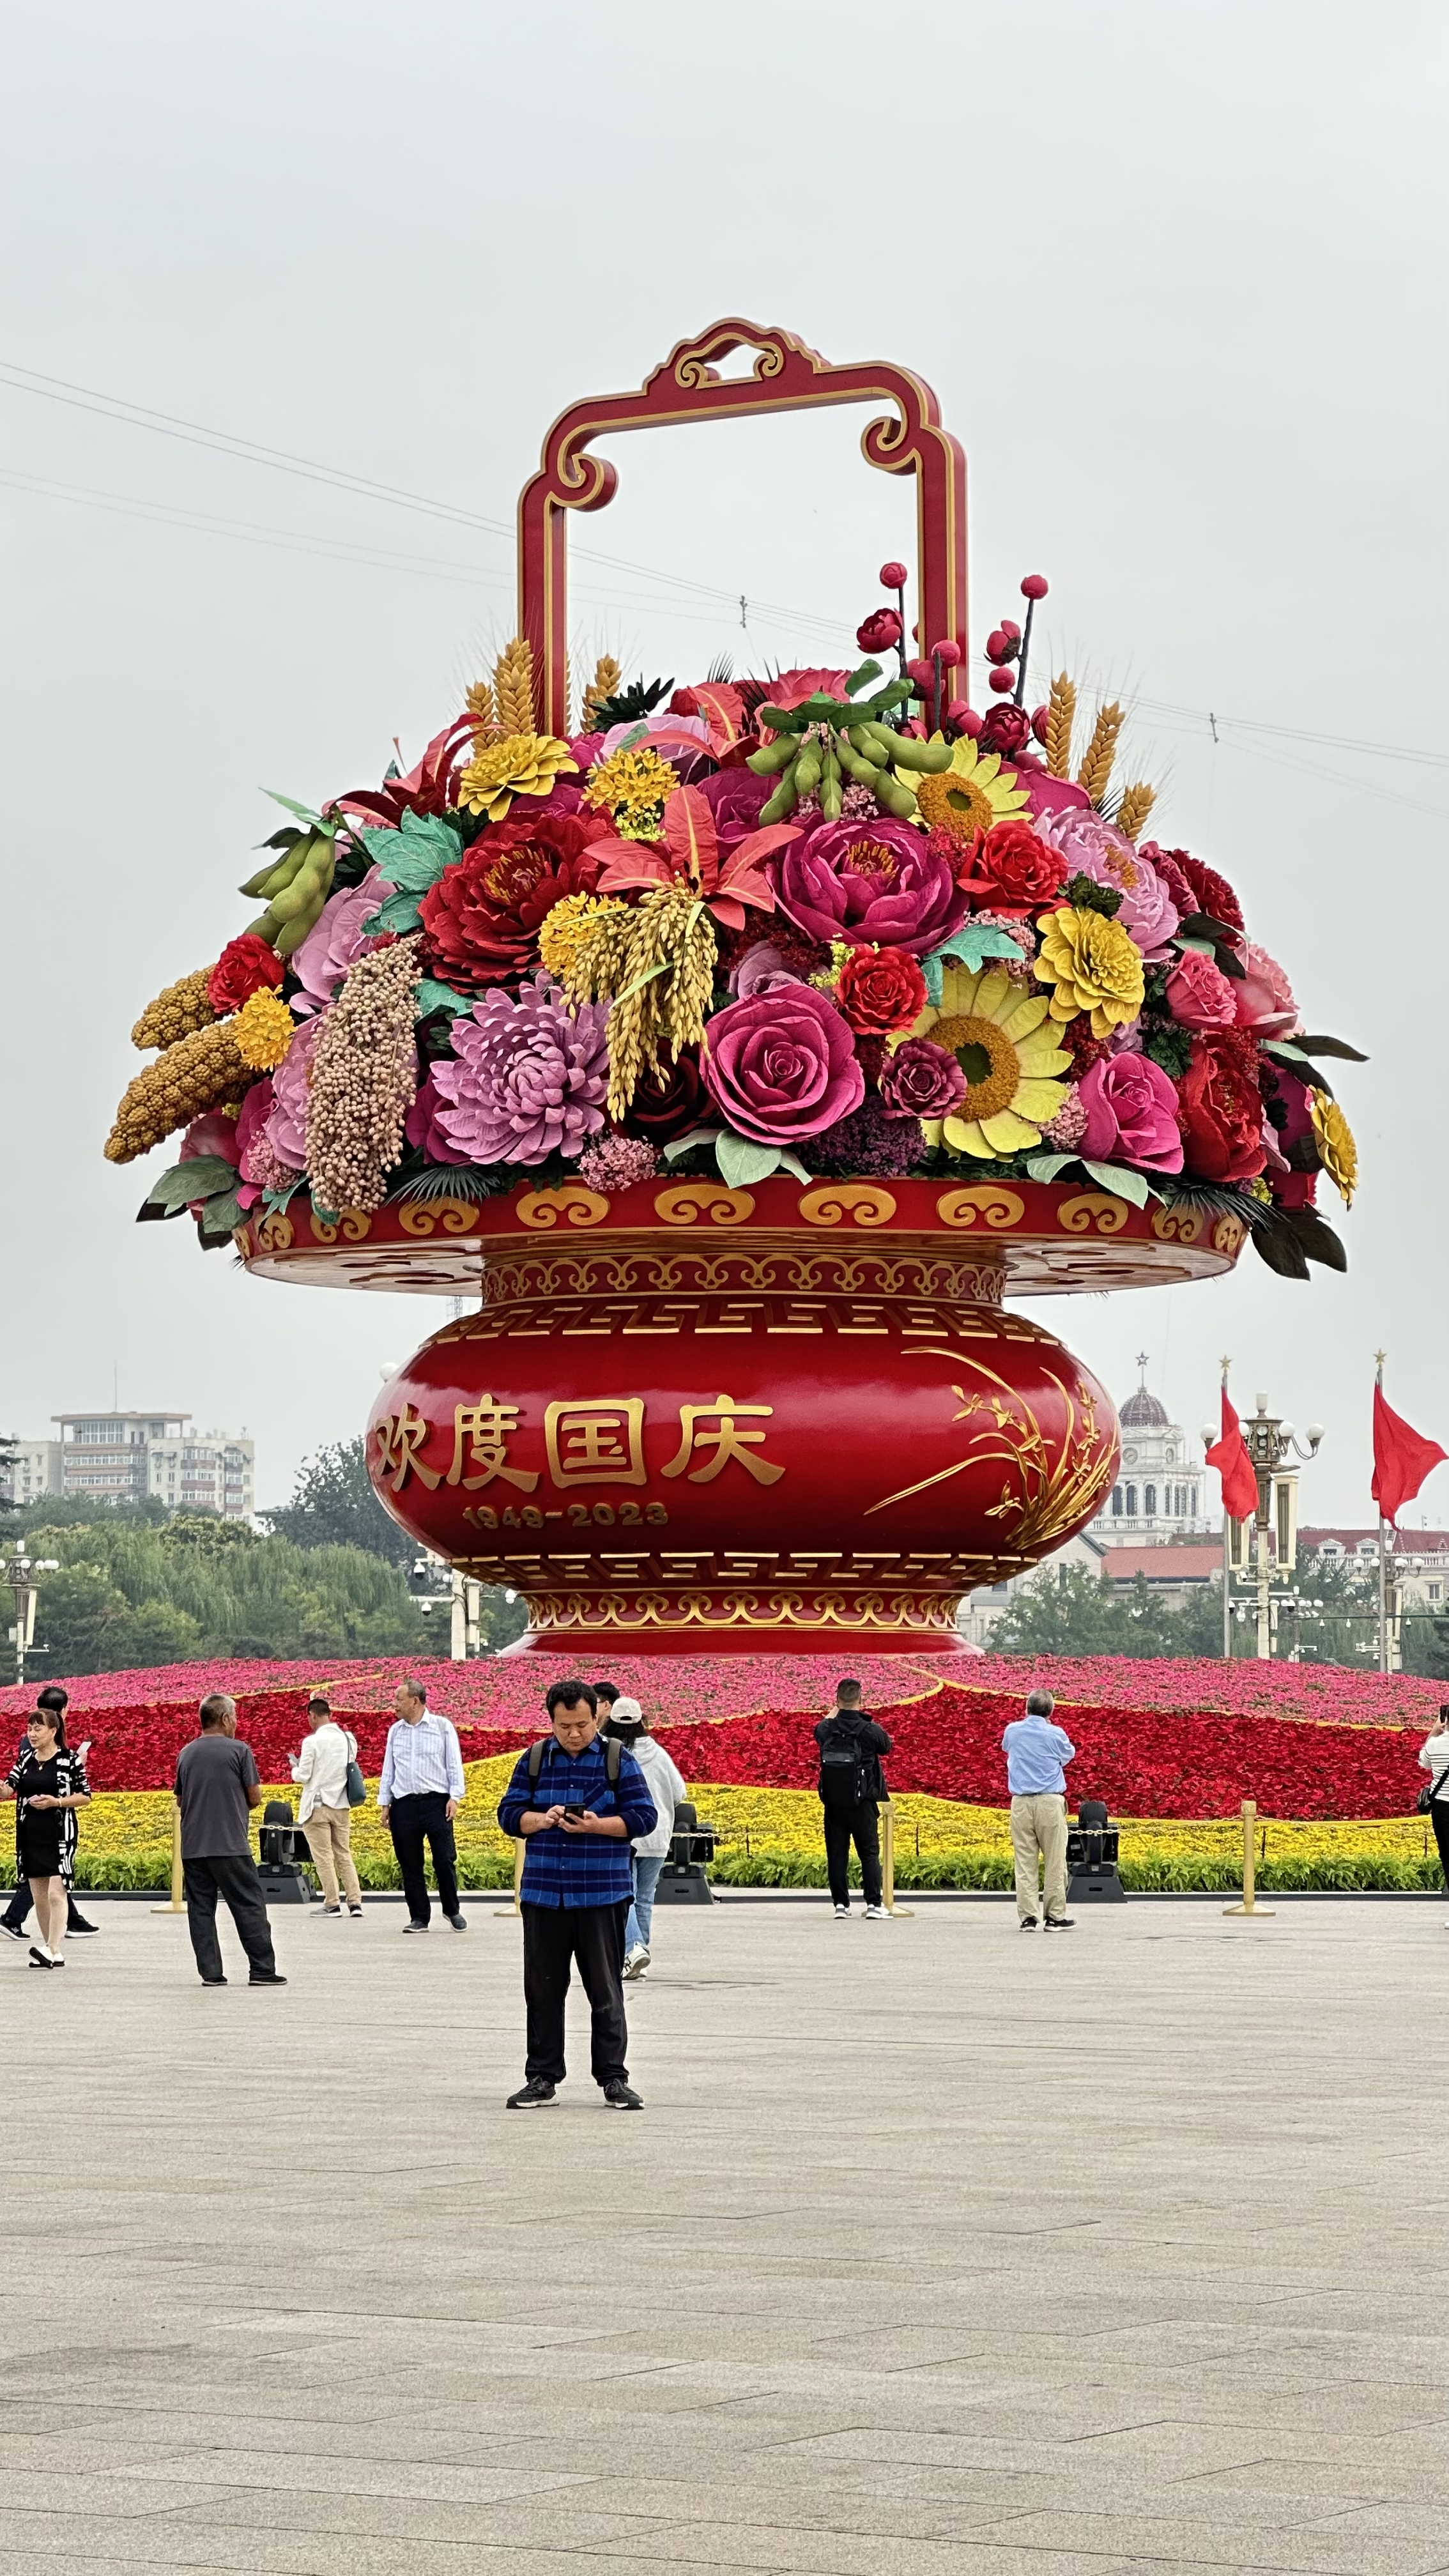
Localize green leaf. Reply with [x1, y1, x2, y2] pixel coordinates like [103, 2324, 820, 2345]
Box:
[1292, 1032, 1368, 1063]
[844, 659, 882, 697]
[263, 788, 324, 825]
[1080, 1161, 1160, 1208]
[1262, 1041, 1335, 1098]
[1174, 932, 1217, 958]
[716, 1132, 790, 1187]
[261, 1180, 303, 1215]
[1025, 1153, 1077, 1183]
[1252, 1211, 1312, 1280]
[662, 1128, 722, 1164]
[414, 977, 470, 1020]
[361, 888, 425, 936]
[360, 809, 462, 895]
[922, 928, 1024, 1004]
[1283, 1206, 1348, 1271]
[146, 1157, 238, 1210]
[197, 1188, 244, 1239]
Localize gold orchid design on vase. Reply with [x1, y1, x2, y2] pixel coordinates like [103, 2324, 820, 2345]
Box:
[865, 1346, 1117, 1552]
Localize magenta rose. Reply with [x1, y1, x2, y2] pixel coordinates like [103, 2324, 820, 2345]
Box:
[702, 985, 864, 1143]
[769, 815, 969, 955]
[1165, 947, 1238, 1031]
[405, 1065, 471, 1165]
[879, 1038, 969, 1123]
[701, 765, 774, 855]
[1077, 1054, 1184, 1173]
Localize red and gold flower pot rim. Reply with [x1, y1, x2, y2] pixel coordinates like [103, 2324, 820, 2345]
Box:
[237, 1175, 1247, 1299]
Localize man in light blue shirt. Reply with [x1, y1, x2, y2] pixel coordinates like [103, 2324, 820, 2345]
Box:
[378, 1680, 467, 1933]
[1001, 1689, 1076, 1931]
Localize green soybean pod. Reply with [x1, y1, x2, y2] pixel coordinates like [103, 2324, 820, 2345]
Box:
[747, 737, 798, 776]
[878, 776, 919, 820]
[759, 767, 800, 825]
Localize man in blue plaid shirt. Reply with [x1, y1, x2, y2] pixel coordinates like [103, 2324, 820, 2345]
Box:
[497, 1680, 657, 2111]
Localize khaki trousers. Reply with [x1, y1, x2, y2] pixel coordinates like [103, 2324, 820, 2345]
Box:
[303, 1803, 362, 1908]
[1010, 1792, 1068, 1922]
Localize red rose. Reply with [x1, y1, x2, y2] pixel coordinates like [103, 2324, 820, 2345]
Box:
[835, 944, 927, 1035]
[622, 1048, 709, 1144]
[965, 818, 1066, 913]
[1176, 1030, 1266, 1182]
[418, 811, 605, 993]
[976, 702, 1032, 758]
[855, 607, 903, 654]
[208, 933, 284, 1016]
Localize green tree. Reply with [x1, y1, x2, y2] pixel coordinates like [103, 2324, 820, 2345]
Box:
[262, 1436, 414, 1568]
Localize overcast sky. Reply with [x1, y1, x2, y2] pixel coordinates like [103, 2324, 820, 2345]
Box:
[2, 0, 1443, 1523]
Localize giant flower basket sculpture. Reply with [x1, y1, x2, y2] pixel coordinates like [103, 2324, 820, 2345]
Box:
[110, 322, 1363, 1653]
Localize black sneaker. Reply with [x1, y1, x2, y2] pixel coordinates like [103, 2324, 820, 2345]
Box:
[506, 2078, 556, 2109]
[1042, 1916, 1076, 1932]
[402, 1920, 429, 1933]
[1018, 1916, 1039, 1930]
[602, 2078, 643, 2110]
[1, 1919, 27, 1943]
[67, 1912, 99, 1935]
[445, 1911, 467, 1932]
[248, 1970, 288, 1985]
[200, 1976, 228, 1986]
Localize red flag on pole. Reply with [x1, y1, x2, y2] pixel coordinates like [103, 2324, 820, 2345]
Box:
[1371, 1383, 1446, 1528]
[1206, 1388, 1259, 1523]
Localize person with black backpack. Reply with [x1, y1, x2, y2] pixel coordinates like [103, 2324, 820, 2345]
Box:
[814, 1680, 893, 1920]
[496, 1680, 657, 2110]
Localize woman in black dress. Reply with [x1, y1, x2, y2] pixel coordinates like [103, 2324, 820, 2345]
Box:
[4, 1701, 91, 1968]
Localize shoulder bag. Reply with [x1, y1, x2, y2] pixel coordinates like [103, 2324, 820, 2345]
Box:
[343, 1730, 367, 1807]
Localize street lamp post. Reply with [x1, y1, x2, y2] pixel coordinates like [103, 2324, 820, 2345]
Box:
[1204, 1395, 1323, 1661]
[1, 1547, 59, 1689]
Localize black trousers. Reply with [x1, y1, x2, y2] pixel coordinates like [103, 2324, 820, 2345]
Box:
[389, 1791, 459, 1923]
[3, 1885, 89, 1931]
[521, 1899, 629, 2087]
[1432, 1800, 1449, 1889]
[823, 1801, 882, 1907]
[183, 1852, 277, 1981]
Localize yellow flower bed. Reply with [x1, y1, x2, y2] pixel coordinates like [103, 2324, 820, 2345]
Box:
[61, 1767, 1445, 1894]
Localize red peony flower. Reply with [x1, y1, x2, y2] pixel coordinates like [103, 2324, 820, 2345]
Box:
[878, 560, 908, 590]
[962, 817, 1067, 914]
[208, 933, 285, 1016]
[976, 702, 1032, 757]
[836, 944, 927, 1034]
[856, 607, 903, 654]
[622, 1048, 709, 1144]
[1176, 1029, 1266, 1182]
[418, 811, 606, 993]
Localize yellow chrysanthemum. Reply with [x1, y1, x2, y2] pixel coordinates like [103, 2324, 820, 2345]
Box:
[233, 987, 296, 1071]
[1310, 1090, 1358, 1207]
[537, 891, 629, 985]
[912, 735, 1030, 845]
[1032, 905, 1145, 1038]
[897, 962, 1071, 1158]
[457, 732, 578, 823]
[582, 744, 679, 840]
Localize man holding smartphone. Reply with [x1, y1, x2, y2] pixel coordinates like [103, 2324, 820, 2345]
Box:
[496, 1680, 657, 2112]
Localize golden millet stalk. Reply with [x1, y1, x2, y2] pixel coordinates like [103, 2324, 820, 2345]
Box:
[493, 636, 536, 736]
[105, 1021, 247, 1163]
[1044, 674, 1077, 781]
[1077, 702, 1125, 807]
[131, 969, 218, 1052]
[579, 654, 622, 733]
[1114, 781, 1157, 843]
[304, 935, 422, 1216]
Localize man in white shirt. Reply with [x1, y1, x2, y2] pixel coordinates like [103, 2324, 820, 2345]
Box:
[377, 1679, 467, 1933]
[1001, 1688, 1077, 1931]
[290, 1694, 364, 1918]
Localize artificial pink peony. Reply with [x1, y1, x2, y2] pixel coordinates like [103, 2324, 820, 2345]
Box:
[730, 941, 803, 999]
[702, 985, 864, 1144]
[264, 1011, 327, 1170]
[180, 1110, 241, 1169]
[1077, 1053, 1184, 1173]
[431, 973, 609, 1167]
[769, 815, 969, 955]
[1165, 948, 1238, 1031]
[290, 870, 388, 1015]
[1234, 942, 1300, 1037]
[1034, 807, 1180, 959]
[404, 1066, 471, 1165]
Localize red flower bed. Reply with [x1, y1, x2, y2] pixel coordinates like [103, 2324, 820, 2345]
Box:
[972, 1654, 1442, 1728]
[17, 1689, 530, 1795]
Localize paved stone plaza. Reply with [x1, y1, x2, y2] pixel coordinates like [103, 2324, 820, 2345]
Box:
[3, 1893, 1445, 2575]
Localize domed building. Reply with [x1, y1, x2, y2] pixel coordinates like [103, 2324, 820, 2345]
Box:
[1088, 1356, 1218, 1544]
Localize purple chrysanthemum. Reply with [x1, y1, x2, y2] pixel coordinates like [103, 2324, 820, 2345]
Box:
[433, 971, 610, 1167]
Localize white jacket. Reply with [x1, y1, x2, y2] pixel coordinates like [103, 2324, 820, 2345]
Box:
[290, 1722, 357, 1822]
[631, 1736, 687, 1859]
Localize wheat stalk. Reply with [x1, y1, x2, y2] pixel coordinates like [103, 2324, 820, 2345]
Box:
[1114, 781, 1157, 843]
[493, 636, 537, 735]
[1044, 673, 1076, 780]
[580, 654, 622, 734]
[464, 678, 498, 744]
[1077, 701, 1125, 806]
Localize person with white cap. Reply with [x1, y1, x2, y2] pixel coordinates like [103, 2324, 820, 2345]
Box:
[603, 1698, 686, 1981]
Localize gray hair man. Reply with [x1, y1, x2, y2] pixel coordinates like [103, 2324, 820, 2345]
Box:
[1000, 1687, 1077, 1931]
[173, 1692, 285, 1986]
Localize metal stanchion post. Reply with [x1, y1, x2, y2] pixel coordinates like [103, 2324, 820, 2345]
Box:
[493, 1835, 525, 1917]
[150, 1805, 185, 1915]
[881, 1800, 913, 1919]
[1223, 1797, 1274, 1918]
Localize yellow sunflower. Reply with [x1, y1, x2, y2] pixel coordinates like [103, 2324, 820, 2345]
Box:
[1033, 905, 1144, 1038]
[912, 735, 1031, 846]
[1310, 1090, 1358, 1207]
[457, 732, 578, 823]
[897, 962, 1071, 1157]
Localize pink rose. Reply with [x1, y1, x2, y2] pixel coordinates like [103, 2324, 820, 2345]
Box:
[1077, 1054, 1184, 1173]
[730, 941, 803, 999]
[770, 815, 969, 955]
[879, 1038, 968, 1123]
[1165, 948, 1238, 1031]
[1234, 942, 1299, 1038]
[702, 985, 864, 1143]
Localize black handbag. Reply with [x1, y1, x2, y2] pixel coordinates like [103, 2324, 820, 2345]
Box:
[1416, 1768, 1446, 1816]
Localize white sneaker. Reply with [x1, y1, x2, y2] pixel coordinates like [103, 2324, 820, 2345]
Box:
[862, 1903, 885, 1919]
[27, 1939, 52, 1966]
[833, 1904, 850, 1919]
[622, 1943, 648, 1979]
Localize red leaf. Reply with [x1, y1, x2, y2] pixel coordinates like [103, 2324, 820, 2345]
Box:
[661, 786, 719, 891]
[693, 682, 747, 755]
